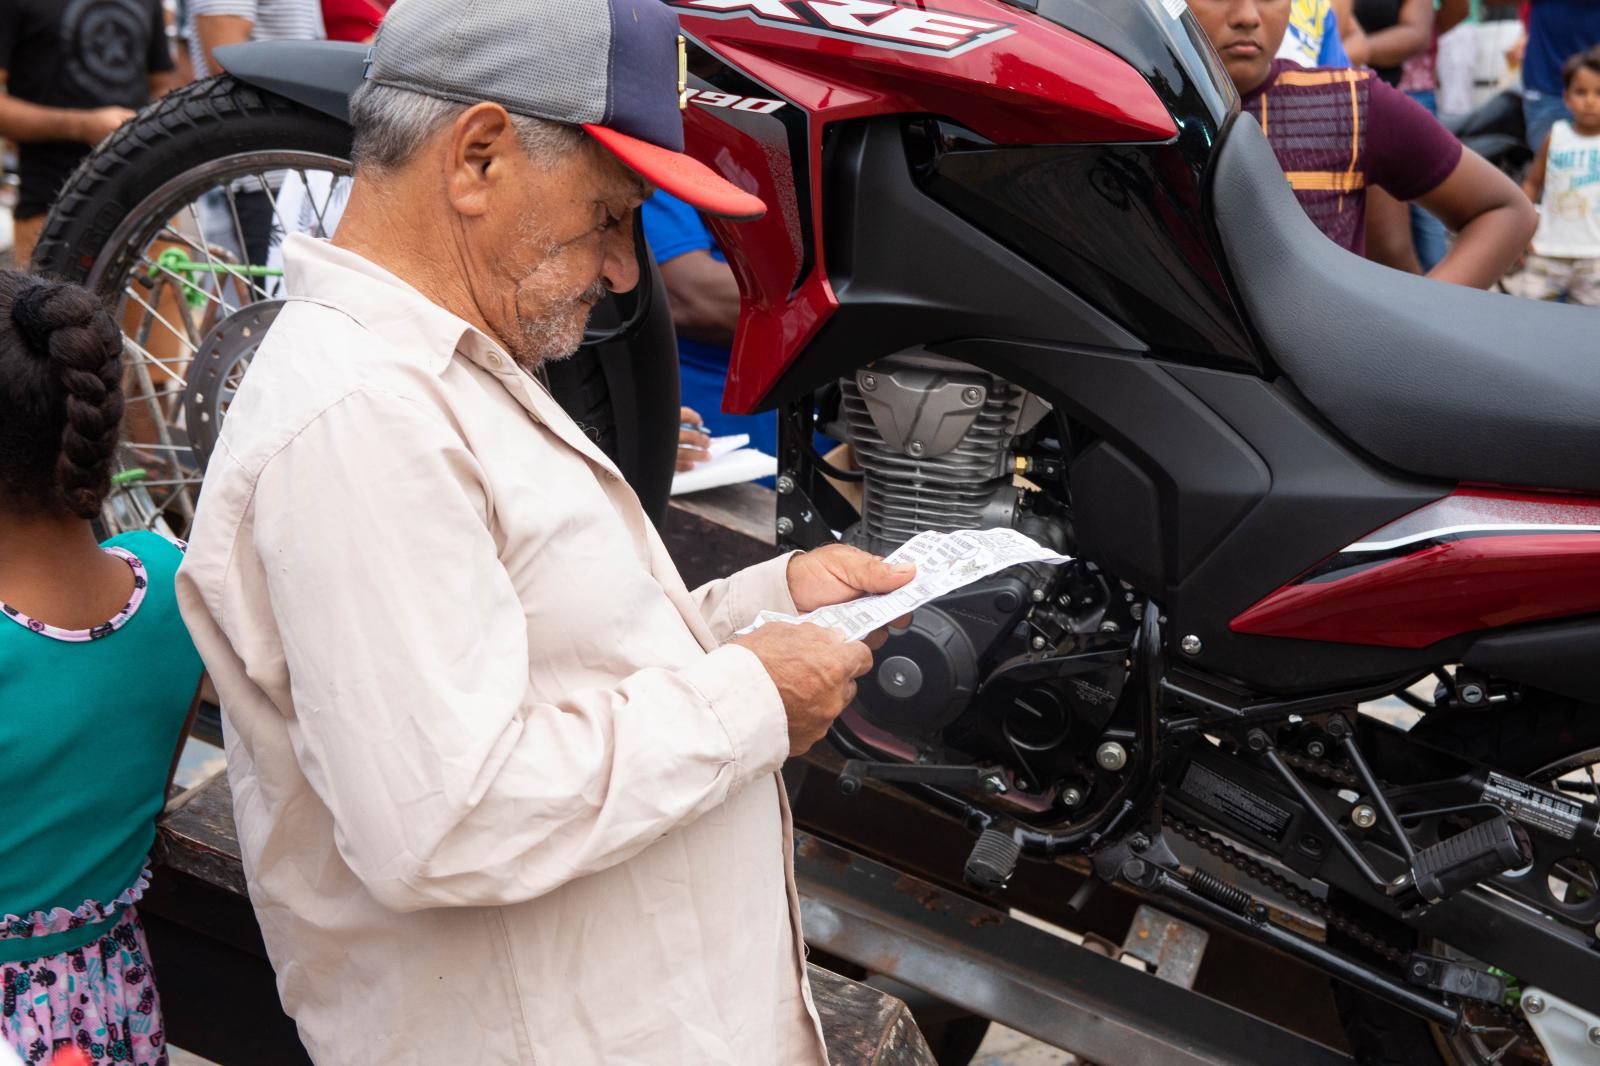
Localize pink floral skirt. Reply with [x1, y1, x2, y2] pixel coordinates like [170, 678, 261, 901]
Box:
[1, 906, 166, 1066]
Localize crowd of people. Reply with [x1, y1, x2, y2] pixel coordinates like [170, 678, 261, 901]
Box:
[0, 1, 1596, 1065]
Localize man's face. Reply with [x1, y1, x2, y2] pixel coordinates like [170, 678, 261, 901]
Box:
[469, 136, 650, 369]
[1187, 0, 1291, 94]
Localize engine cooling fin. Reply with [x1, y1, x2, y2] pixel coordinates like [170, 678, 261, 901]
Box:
[841, 365, 1023, 552]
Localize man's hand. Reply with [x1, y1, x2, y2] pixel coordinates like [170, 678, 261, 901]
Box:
[72, 106, 136, 145]
[786, 543, 914, 613]
[733, 622, 874, 754]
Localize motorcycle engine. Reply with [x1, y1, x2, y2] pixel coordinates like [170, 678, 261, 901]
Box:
[831, 353, 1136, 815]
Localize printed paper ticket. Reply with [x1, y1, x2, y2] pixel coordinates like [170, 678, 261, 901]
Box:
[738, 528, 1072, 642]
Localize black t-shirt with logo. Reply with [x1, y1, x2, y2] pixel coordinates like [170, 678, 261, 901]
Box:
[0, 0, 174, 218]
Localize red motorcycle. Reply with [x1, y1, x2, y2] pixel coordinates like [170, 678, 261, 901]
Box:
[36, 4, 1600, 1063]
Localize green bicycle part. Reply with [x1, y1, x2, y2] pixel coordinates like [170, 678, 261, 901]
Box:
[111, 468, 149, 487]
[148, 247, 284, 309]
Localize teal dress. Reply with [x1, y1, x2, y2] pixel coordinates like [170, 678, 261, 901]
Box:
[0, 530, 201, 1065]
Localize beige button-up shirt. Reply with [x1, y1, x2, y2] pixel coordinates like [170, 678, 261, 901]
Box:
[176, 234, 829, 1065]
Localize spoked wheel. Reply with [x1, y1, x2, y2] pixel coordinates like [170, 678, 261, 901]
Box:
[36, 75, 683, 536]
[35, 77, 355, 537]
[1333, 695, 1600, 1066]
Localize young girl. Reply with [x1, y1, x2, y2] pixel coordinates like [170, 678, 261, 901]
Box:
[0, 272, 202, 1066]
[1510, 45, 1600, 305]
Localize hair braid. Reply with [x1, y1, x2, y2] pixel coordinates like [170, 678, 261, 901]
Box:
[8, 280, 124, 519]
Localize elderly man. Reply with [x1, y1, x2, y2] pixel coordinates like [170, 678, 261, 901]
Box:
[175, 1, 914, 1062]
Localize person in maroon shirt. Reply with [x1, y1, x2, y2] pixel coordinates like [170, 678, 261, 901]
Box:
[1188, 0, 1534, 288]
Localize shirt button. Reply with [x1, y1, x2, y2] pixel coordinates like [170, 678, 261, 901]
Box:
[486, 354, 504, 370]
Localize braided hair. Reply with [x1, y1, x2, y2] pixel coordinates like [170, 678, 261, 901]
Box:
[0, 272, 124, 520]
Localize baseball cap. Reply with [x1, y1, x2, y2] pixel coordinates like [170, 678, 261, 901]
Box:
[365, 0, 766, 221]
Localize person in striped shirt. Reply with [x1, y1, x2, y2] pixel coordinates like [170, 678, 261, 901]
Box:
[186, 0, 323, 80]
[1188, 0, 1534, 289]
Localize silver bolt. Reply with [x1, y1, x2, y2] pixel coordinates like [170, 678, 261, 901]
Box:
[776, 517, 795, 536]
[1060, 787, 1084, 807]
[1096, 741, 1128, 772]
[1030, 635, 1048, 650]
[860, 373, 877, 391]
[1460, 683, 1486, 705]
[775, 475, 795, 495]
[1351, 805, 1378, 829]
[907, 440, 926, 457]
[1307, 740, 1328, 758]
[1589, 1026, 1600, 1047]
[980, 773, 1007, 795]
[1099, 620, 1121, 634]
[1030, 588, 1047, 602]
[1524, 994, 1546, 1015]
[1179, 634, 1203, 656]
[960, 386, 983, 406]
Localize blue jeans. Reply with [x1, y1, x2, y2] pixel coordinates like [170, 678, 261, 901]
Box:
[1523, 89, 1573, 153]
[1406, 89, 1451, 272]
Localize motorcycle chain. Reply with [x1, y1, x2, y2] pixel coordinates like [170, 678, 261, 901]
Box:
[1161, 812, 1408, 965]
[1164, 813, 1523, 1030]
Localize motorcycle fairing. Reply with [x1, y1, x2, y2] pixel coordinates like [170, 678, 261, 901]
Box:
[677, 0, 1193, 413]
[1232, 490, 1600, 648]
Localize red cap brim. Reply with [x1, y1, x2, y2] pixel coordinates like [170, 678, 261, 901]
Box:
[584, 124, 766, 222]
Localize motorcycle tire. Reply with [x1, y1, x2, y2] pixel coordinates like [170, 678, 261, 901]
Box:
[1331, 694, 1600, 1066]
[33, 75, 681, 528]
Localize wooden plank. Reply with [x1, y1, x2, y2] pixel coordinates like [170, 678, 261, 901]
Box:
[808, 964, 936, 1065]
[668, 482, 776, 546]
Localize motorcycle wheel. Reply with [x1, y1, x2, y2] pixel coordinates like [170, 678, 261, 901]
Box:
[34, 75, 679, 537]
[1332, 693, 1600, 1066]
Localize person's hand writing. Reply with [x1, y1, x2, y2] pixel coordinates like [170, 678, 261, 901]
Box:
[732, 622, 874, 754]
[786, 543, 914, 613]
[676, 405, 711, 472]
[73, 106, 136, 145]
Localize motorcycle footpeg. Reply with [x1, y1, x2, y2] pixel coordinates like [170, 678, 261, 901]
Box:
[964, 828, 1022, 890]
[1392, 814, 1532, 904]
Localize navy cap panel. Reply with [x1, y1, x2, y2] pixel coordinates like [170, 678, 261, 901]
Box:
[603, 0, 684, 152]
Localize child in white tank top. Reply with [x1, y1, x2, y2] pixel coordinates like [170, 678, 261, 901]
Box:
[1508, 45, 1600, 305]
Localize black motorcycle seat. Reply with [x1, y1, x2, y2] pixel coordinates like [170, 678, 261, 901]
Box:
[1211, 115, 1600, 492]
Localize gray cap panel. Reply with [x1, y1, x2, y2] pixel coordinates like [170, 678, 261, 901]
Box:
[368, 0, 612, 128]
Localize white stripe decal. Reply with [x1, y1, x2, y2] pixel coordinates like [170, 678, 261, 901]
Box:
[1345, 523, 1600, 553]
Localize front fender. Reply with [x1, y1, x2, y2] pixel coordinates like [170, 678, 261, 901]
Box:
[214, 40, 369, 123]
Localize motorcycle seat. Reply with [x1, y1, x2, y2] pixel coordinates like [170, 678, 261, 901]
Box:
[1211, 115, 1600, 492]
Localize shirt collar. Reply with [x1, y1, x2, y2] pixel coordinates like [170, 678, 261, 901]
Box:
[280, 233, 497, 375]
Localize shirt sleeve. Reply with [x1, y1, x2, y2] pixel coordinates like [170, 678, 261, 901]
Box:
[248, 387, 791, 912]
[1317, 7, 1350, 68]
[147, 0, 176, 74]
[689, 551, 800, 643]
[1365, 76, 1463, 202]
[641, 190, 717, 264]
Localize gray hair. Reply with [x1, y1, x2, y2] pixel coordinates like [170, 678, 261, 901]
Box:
[348, 81, 586, 172]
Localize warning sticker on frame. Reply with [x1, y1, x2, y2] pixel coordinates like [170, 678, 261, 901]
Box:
[1180, 761, 1293, 841]
[1481, 771, 1582, 840]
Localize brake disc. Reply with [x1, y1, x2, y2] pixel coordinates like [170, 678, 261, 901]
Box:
[181, 299, 284, 470]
